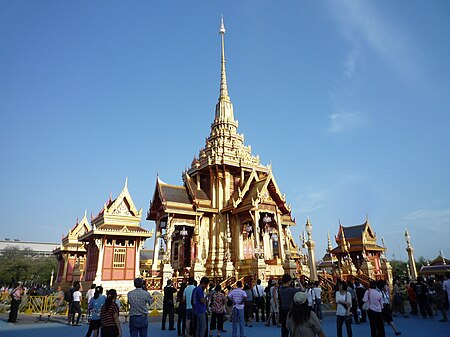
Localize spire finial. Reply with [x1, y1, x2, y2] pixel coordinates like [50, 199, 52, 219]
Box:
[220, 15, 226, 34]
[125, 176, 128, 189]
[327, 231, 333, 252]
[219, 16, 229, 102]
[212, 16, 236, 128]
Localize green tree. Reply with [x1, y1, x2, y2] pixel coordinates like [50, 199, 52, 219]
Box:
[416, 256, 427, 272]
[0, 246, 57, 286]
[390, 260, 407, 279]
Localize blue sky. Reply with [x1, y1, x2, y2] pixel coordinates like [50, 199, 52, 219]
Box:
[1, 1, 449, 262]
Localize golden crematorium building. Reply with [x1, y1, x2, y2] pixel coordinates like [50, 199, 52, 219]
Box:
[147, 19, 300, 283]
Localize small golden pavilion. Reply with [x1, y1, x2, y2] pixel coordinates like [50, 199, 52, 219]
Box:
[53, 212, 91, 288]
[318, 217, 393, 285]
[54, 179, 153, 292]
[147, 18, 300, 283]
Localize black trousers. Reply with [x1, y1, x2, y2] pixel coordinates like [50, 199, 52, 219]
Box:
[418, 297, 433, 318]
[101, 326, 119, 337]
[336, 315, 353, 337]
[8, 298, 20, 322]
[253, 297, 265, 321]
[210, 312, 224, 331]
[71, 301, 82, 324]
[162, 303, 175, 329]
[351, 299, 358, 323]
[279, 307, 290, 337]
[177, 303, 186, 336]
[367, 309, 385, 337]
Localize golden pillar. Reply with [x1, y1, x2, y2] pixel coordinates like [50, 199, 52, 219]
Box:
[405, 228, 418, 280]
[305, 218, 318, 282]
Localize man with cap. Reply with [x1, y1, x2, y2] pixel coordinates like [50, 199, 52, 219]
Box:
[162, 279, 177, 330]
[128, 277, 153, 337]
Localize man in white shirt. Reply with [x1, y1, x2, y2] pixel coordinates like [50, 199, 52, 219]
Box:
[252, 279, 265, 322]
[313, 281, 323, 322]
[86, 283, 96, 306]
[71, 283, 82, 326]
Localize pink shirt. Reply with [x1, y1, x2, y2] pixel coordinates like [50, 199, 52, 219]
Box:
[363, 288, 383, 313]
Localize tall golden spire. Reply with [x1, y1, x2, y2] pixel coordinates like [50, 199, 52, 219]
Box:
[219, 15, 229, 102]
[215, 16, 235, 123]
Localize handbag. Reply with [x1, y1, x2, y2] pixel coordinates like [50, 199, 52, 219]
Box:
[362, 289, 370, 311]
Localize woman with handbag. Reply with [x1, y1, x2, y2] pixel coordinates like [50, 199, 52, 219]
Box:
[362, 281, 385, 337]
[378, 280, 401, 336]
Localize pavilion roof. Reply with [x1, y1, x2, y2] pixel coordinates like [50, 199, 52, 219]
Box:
[420, 264, 450, 275]
[330, 243, 384, 254]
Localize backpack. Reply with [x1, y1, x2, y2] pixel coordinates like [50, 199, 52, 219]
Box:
[64, 288, 74, 302]
[414, 284, 422, 296]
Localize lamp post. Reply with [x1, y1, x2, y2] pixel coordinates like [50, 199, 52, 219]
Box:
[50, 269, 54, 288]
[305, 218, 318, 282]
[404, 228, 418, 280]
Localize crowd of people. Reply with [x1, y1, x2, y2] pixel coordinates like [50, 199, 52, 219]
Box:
[3, 271, 450, 337]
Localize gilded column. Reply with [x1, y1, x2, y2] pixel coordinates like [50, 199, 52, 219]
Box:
[61, 254, 69, 283]
[305, 218, 318, 281]
[276, 213, 285, 260]
[404, 228, 418, 280]
[254, 211, 261, 256]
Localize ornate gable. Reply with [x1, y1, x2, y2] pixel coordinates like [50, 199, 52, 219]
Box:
[106, 178, 141, 218]
[59, 211, 91, 251]
[233, 170, 291, 216]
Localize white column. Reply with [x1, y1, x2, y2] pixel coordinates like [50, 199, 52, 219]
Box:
[135, 239, 142, 277]
[94, 238, 104, 284]
[151, 224, 161, 272]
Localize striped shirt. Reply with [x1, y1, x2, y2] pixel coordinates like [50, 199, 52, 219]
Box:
[228, 288, 247, 310]
[127, 288, 153, 316]
[100, 303, 119, 327]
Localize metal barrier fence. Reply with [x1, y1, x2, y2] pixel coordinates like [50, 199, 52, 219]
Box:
[2, 292, 166, 318]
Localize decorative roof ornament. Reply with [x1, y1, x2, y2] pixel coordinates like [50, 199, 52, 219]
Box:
[404, 228, 411, 248]
[327, 231, 333, 253]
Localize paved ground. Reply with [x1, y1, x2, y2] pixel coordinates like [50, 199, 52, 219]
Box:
[1, 312, 449, 337]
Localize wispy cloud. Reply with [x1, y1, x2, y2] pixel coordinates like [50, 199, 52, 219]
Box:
[343, 43, 360, 80]
[294, 190, 328, 215]
[330, 0, 422, 85]
[405, 207, 450, 221]
[327, 111, 367, 133]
